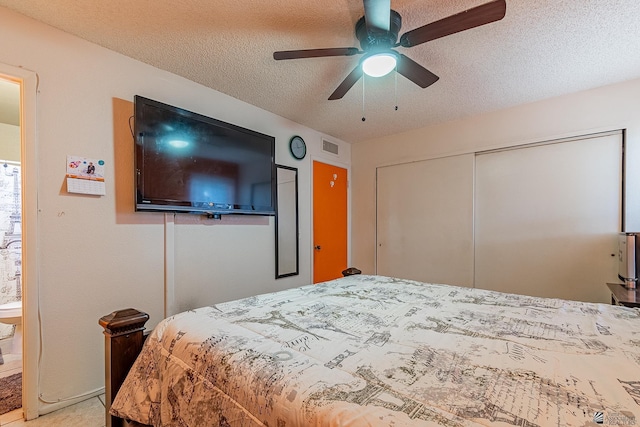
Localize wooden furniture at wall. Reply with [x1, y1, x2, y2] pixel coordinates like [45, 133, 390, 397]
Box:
[99, 308, 150, 427]
[341, 267, 361, 276]
[606, 282, 640, 308]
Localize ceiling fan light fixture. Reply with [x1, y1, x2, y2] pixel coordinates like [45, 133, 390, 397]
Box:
[361, 52, 397, 77]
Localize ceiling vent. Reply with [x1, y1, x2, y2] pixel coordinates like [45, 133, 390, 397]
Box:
[322, 139, 339, 155]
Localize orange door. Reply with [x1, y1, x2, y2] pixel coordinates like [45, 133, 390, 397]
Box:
[313, 161, 348, 283]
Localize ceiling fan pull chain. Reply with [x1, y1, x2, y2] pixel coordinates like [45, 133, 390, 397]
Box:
[362, 74, 366, 122]
[394, 66, 398, 111]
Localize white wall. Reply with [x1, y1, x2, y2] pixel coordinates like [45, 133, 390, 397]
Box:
[352, 77, 640, 275]
[0, 122, 19, 161]
[0, 6, 350, 416]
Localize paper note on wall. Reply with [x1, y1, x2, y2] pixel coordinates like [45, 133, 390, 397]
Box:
[66, 155, 106, 195]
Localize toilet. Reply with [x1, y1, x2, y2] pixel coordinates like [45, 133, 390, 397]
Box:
[0, 301, 22, 355]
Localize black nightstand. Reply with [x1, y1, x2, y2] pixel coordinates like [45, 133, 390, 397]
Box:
[606, 283, 640, 308]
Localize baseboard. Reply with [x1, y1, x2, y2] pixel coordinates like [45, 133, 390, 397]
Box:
[37, 387, 105, 417]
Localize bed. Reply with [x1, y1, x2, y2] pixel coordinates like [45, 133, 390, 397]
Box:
[102, 275, 640, 426]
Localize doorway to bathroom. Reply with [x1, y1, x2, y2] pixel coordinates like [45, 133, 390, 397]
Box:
[0, 64, 37, 422]
[0, 77, 22, 420]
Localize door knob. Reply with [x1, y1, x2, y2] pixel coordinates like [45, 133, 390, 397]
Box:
[314, 245, 322, 251]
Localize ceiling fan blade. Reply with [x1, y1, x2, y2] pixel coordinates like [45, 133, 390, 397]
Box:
[328, 65, 363, 100]
[399, 0, 506, 48]
[396, 54, 439, 88]
[363, 0, 391, 34]
[274, 47, 359, 60]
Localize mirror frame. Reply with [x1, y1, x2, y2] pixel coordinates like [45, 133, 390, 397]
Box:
[275, 165, 299, 278]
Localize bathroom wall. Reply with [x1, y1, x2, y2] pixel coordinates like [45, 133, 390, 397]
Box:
[0, 123, 20, 162]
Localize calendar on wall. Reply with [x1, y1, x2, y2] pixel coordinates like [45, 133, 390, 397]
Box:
[66, 155, 106, 195]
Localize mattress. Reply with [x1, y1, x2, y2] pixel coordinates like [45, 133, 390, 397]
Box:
[111, 275, 640, 426]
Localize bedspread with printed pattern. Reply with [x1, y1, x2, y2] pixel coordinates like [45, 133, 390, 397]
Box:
[111, 275, 640, 427]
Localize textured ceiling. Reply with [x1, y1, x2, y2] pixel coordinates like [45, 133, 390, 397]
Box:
[2, 0, 640, 143]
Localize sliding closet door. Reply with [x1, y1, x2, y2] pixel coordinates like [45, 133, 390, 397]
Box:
[474, 133, 621, 303]
[376, 154, 474, 286]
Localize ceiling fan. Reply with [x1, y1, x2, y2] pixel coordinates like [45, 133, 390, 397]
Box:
[273, 0, 506, 100]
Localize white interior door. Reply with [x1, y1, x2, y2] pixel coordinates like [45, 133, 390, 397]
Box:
[376, 154, 474, 287]
[474, 133, 621, 303]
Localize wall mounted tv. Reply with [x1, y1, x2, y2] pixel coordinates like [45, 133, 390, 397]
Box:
[134, 95, 276, 216]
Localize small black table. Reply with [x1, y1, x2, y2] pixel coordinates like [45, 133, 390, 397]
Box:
[607, 282, 640, 308]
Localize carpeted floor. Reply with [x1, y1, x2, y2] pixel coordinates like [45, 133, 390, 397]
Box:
[0, 372, 21, 415]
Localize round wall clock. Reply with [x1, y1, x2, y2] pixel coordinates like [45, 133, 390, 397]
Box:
[289, 135, 307, 160]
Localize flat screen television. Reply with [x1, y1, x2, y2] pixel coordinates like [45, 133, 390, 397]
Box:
[134, 95, 276, 216]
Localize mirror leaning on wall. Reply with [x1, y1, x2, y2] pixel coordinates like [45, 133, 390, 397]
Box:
[275, 165, 299, 278]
